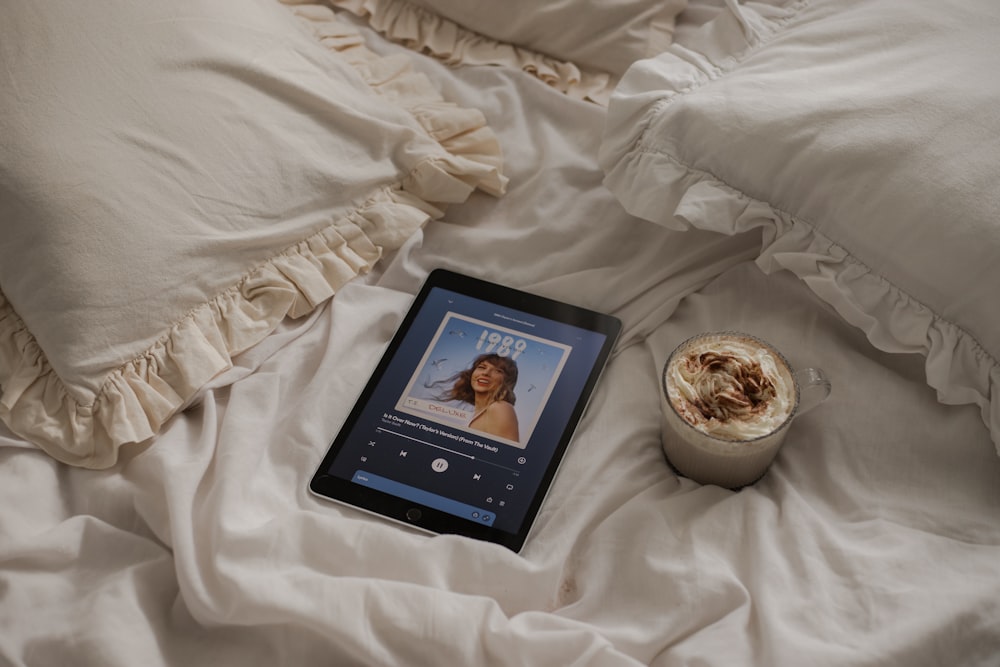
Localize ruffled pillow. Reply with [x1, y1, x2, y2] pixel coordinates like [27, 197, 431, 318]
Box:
[0, 0, 506, 468]
[600, 0, 1000, 452]
[322, 0, 689, 104]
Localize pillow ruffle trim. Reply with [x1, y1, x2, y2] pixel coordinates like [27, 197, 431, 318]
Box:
[671, 173, 1000, 453]
[0, 3, 507, 469]
[306, 0, 615, 105]
[608, 153, 1000, 453]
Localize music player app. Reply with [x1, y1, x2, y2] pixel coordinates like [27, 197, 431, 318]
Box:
[324, 286, 608, 534]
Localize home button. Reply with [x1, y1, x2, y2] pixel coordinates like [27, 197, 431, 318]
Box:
[405, 508, 422, 522]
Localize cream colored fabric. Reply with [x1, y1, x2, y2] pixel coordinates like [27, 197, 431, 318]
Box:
[413, 0, 687, 73]
[321, 0, 618, 103]
[323, 0, 689, 104]
[600, 0, 1000, 451]
[0, 0, 506, 468]
[4, 8, 1000, 663]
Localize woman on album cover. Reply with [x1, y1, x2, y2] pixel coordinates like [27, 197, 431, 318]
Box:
[433, 353, 520, 442]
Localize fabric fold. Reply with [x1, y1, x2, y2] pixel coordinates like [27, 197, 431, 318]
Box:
[307, 0, 615, 104]
[0, 2, 507, 468]
[607, 147, 1000, 452]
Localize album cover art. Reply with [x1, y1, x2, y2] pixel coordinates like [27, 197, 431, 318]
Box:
[396, 313, 571, 448]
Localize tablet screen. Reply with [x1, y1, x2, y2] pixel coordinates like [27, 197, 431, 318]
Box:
[309, 269, 621, 551]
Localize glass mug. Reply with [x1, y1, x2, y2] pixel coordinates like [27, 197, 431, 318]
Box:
[659, 331, 831, 489]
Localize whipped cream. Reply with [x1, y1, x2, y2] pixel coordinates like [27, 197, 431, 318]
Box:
[666, 335, 795, 441]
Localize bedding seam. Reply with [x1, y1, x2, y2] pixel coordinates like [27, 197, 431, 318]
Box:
[3, 186, 397, 413]
[627, 143, 998, 371]
[634, 0, 811, 153]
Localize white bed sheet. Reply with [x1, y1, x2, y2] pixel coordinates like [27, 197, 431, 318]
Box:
[3, 15, 1000, 667]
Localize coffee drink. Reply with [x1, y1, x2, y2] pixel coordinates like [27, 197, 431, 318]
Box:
[664, 334, 795, 441]
[659, 332, 828, 489]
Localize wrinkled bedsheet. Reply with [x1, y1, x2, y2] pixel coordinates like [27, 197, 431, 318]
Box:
[3, 16, 1000, 667]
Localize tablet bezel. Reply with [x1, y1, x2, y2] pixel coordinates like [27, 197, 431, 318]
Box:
[309, 268, 621, 552]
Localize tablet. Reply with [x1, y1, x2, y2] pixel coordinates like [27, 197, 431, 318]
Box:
[309, 269, 622, 552]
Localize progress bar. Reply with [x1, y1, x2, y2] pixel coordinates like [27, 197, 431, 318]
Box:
[374, 427, 521, 474]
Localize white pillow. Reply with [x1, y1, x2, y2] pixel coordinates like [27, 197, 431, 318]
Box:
[0, 0, 505, 468]
[324, 0, 688, 103]
[600, 0, 1000, 451]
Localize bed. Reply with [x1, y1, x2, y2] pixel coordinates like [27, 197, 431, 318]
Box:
[2, 0, 999, 664]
